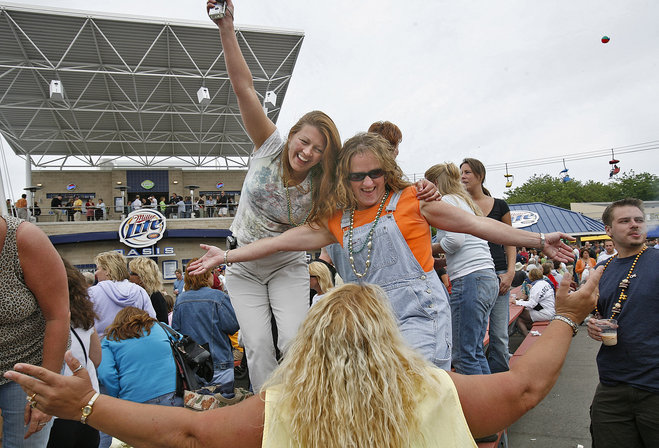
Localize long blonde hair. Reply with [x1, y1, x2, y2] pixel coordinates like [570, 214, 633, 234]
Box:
[425, 162, 483, 216]
[263, 283, 433, 447]
[128, 257, 163, 295]
[308, 261, 334, 295]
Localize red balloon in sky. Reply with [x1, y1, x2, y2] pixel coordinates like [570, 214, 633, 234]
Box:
[601, 36, 610, 43]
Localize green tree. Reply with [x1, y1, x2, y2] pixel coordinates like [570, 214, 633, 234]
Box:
[503, 171, 658, 207]
[609, 171, 659, 201]
[503, 175, 591, 208]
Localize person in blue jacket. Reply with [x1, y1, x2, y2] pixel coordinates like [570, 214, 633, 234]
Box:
[173, 258, 239, 396]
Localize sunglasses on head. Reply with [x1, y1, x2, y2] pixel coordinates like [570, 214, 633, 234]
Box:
[348, 169, 385, 182]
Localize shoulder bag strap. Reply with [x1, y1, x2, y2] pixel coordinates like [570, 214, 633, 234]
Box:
[70, 327, 88, 365]
[157, 321, 181, 342]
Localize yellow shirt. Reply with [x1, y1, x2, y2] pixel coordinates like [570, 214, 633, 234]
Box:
[262, 367, 477, 447]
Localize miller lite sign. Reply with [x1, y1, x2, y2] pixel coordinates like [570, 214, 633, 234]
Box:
[510, 210, 540, 229]
[119, 209, 167, 248]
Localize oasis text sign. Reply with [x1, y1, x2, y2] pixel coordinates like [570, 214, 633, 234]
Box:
[119, 209, 167, 248]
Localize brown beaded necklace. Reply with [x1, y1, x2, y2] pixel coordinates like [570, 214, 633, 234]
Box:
[596, 245, 647, 319]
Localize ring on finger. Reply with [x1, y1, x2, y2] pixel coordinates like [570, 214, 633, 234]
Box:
[38, 422, 47, 427]
[30, 399, 38, 409]
[73, 364, 84, 373]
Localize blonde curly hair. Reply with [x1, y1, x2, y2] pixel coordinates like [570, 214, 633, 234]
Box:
[128, 257, 163, 295]
[262, 283, 433, 447]
[308, 261, 334, 295]
[94, 251, 129, 282]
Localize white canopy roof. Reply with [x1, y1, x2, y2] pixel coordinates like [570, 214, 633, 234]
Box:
[0, 2, 304, 169]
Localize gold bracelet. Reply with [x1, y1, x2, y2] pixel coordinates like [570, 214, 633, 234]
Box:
[80, 392, 100, 425]
[224, 249, 232, 266]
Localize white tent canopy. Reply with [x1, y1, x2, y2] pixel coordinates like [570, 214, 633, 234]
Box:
[0, 2, 304, 169]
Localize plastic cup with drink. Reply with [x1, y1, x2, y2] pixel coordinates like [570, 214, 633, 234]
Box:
[595, 318, 618, 346]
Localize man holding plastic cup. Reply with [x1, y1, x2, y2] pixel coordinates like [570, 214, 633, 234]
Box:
[587, 198, 659, 447]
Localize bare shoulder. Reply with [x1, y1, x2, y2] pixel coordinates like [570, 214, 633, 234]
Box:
[16, 220, 54, 256]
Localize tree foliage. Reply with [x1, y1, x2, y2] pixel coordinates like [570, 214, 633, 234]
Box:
[504, 171, 659, 209]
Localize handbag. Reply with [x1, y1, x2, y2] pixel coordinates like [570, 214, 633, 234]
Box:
[183, 386, 253, 412]
[157, 323, 214, 396]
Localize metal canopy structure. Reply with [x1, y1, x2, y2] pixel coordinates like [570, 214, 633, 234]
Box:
[0, 3, 304, 169]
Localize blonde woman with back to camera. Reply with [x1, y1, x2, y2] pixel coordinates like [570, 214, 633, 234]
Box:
[88, 251, 155, 338]
[6, 269, 602, 447]
[425, 162, 499, 376]
[308, 261, 334, 306]
[128, 257, 169, 324]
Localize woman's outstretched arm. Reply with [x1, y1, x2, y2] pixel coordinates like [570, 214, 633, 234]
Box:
[451, 267, 602, 437]
[5, 352, 265, 448]
[187, 223, 337, 275]
[420, 200, 575, 263]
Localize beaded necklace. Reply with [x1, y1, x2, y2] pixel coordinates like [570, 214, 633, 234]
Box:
[596, 245, 647, 319]
[347, 190, 390, 279]
[284, 176, 313, 227]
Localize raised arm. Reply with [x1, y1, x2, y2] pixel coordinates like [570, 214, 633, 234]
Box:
[4, 352, 264, 448]
[420, 200, 575, 263]
[187, 223, 337, 275]
[208, 0, 275, 148]
[450, 266, 602, 437]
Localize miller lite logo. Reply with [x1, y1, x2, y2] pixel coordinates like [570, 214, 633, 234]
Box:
[119, 209, 167, 248]
[510, 210, 540, 229]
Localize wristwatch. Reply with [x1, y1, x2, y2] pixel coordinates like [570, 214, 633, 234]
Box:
[551, 315, 578, 337]
[81, 392, 100, 425]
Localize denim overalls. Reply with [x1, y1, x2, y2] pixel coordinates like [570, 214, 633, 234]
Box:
[332, 190, 452, 370]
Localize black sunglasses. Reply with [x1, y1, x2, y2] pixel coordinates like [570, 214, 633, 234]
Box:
[348, 169, 385, 182]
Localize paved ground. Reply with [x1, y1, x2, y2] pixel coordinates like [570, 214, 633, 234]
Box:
[507, 328, 601, 448]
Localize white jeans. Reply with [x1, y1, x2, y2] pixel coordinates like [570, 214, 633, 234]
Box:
[226, 250, 309, 392]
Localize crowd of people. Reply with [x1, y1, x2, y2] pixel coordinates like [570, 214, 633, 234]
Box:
[1, 1, 657, 447]
[6, 192, 239, 223]
[130, 193, 237, 219]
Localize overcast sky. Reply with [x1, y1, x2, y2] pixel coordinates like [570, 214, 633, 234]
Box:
[2, 0, 658, 200]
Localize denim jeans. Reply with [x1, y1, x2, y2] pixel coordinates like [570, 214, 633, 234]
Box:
[449, 268, 499, 375]
[144, 391, 183, 407]
[0, 380, 53, 447]
[486, 269, 511, 373]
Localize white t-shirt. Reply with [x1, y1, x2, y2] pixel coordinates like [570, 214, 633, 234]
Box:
[597, 251, 617, 263]
[64, 327, 99, 392]
[231, 129, 313, 245]
[433, 195, 494, 280]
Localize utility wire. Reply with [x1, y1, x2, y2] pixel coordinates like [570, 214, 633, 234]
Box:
[407, 140, 659, 179]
